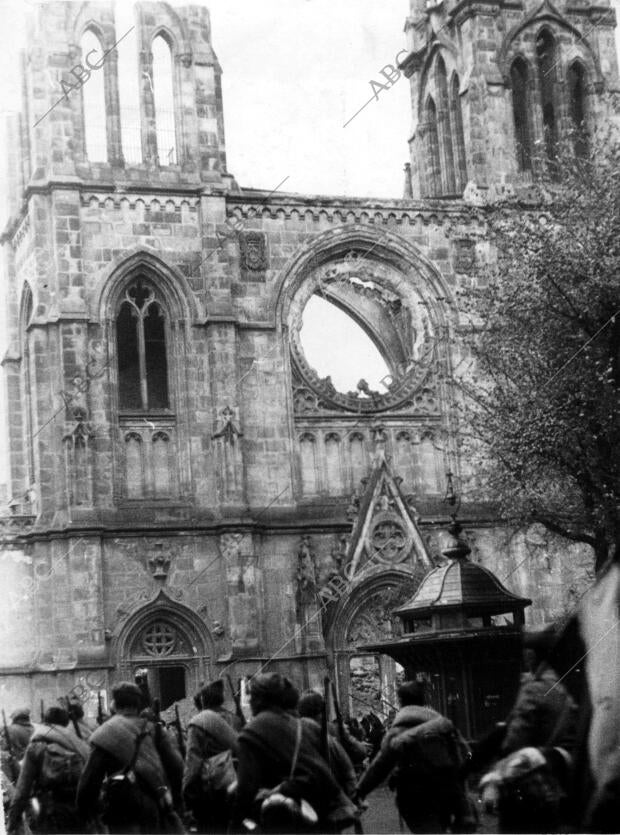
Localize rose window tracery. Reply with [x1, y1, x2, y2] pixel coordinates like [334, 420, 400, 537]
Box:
[142, 621, 177, 657]
[288, 256, 438, 414]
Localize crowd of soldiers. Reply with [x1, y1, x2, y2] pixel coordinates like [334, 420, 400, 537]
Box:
[0, 626, 615, 834]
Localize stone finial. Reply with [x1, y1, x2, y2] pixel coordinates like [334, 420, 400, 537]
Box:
[403, 162, 413, 198]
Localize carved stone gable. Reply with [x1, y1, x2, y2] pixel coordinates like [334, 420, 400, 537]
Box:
[345, 459, 434, 582]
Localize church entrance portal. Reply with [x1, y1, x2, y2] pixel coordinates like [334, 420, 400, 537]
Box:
[114, 594, 214, 709]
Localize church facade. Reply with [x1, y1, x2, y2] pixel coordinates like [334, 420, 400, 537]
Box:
[0, 0, 617, 723]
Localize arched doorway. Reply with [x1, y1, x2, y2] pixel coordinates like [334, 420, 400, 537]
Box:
[328, 569, 424, 722]
[114, 592, 214, 709]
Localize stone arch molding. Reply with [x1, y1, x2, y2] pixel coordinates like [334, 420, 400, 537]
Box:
[276, 225, 455, 331]
[91, 248, 205, 326]
[328, 567, 426, 651]
[112, 589, 215, 665]
[498, 0, 603, 85]
[279, 225, 454, 413]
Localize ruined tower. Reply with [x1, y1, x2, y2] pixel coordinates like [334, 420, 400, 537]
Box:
[401, 0, 619, 198]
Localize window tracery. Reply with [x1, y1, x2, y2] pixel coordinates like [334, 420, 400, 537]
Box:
[116, 280, 170, 411]
[536, 30, 558, 160]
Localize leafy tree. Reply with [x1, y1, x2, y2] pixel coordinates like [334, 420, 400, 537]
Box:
[455, 131, 620, 572]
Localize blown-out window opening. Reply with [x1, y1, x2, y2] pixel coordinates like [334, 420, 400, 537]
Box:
[152, 34, 178, 165]
[80, 29, 108, 162]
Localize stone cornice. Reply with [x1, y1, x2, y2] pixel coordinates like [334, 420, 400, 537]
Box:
[5, 502, 504, 542]
[226, 192, 479, 229]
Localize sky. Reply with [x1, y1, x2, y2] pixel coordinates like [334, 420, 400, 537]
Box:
[0, 0, 619, 500]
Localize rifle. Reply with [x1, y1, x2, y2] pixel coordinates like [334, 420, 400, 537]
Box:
[225, 674, 246, 727]
[327, 680, 364, 834]
[329, 678, 347, 746]
[2, 708, 20, 782]
[97, 692, 104, 725]
[173, 704, 186, 759]
[321, 677, 331, 764]
[64, 697, 82, 739]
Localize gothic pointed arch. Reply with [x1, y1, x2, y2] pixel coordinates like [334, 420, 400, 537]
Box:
[70, 5, 123, 166]
[113, 590, 215, 695]
[92, 250, 200, 503]
[93, 249, 205, 325]
[498, 0, 603, 85]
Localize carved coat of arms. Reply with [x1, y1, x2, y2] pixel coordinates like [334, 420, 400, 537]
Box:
[240, 232, 268, 278]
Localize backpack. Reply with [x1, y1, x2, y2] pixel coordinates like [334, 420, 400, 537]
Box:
[40, 741, 85, 789]
[100, 723, 150, 826]
[391, 716, 470, 776]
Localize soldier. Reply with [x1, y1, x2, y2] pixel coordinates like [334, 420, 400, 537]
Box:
[76, 681, 184, 834]
[356, 681, 472, 834]
[3, 709, 34, 761]
[7, 706, 90, 835]
[183, 679, 241, 833]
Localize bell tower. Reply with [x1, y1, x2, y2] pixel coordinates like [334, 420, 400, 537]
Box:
[399, 0, 619, 200]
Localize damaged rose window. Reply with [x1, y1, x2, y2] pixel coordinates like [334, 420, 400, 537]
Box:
[300, 295, 391, 394]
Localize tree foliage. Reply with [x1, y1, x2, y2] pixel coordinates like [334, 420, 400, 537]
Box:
[456, 130, 620, 572]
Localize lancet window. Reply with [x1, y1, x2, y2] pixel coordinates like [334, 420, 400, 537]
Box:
[116, 280, 170, 411]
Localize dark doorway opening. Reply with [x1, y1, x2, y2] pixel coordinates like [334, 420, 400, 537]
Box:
[159, 666, 186, 710]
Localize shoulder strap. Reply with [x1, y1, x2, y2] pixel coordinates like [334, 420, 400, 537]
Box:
[289, 719, 303, 781]
[546, 693, 573, 747]
[124, 720, 149, 775]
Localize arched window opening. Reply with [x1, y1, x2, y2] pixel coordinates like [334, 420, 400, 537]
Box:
[435, 56, 456, 194]
[152, 34, 177, 165]
[299, 295, 390, 393]
[568, 62, 588, 158]
[511, 58, 533, 171]
[114, 4, 141, 165]
[116, 280, 170, 411]
[449, 74, 467, 191]
[536, 30, 558, 159]
[424, 97, 441, 197]
[80, 29, 107, 161]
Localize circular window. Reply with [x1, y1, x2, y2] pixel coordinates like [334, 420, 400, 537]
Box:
[142, 622, 177, 657]
[289, 256, 437, 414]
